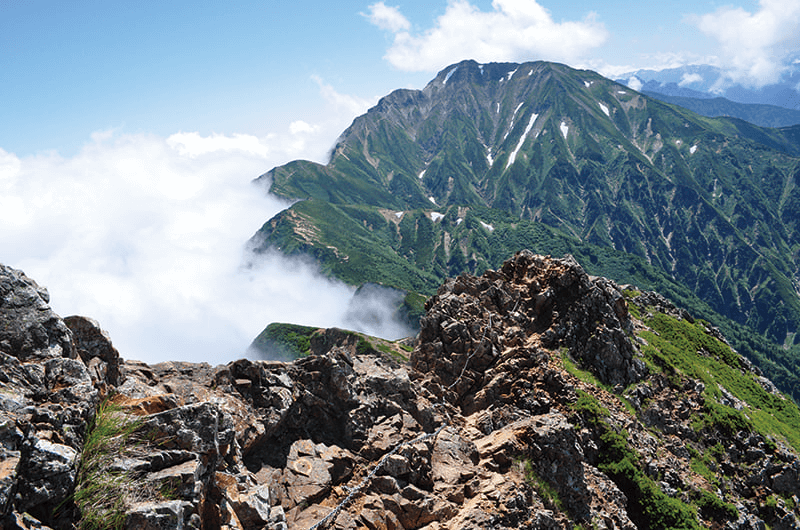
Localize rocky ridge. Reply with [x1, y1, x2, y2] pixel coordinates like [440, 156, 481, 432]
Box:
[1, 252, 800, 529]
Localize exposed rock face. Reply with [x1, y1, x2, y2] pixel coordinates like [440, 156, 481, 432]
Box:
[1, 252, 800, 529]
[0, 264, 97, 528]
[0, 264, 74, 361]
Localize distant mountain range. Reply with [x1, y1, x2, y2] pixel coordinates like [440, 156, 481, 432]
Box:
[615, 64, 800, 127]
[250, 60, 800, 400]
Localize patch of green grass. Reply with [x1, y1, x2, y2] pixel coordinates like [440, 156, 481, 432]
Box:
[569, 387, 701, 530]
[597, 428, 701, 530]
[250, 323, 320, 359]
[376, 342, 409, 363]
[519, 458, 567, 513]
[73, 398, 143, 530]
[692, 489, 738, 522]
[569, 389, 610, 426]
[687, 446, 716, 486]
[638, 311, 800, 452]
[561, 352, 635, 414]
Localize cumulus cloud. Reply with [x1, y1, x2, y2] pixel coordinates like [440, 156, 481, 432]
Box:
[362, 2, 411, 32]
[690, 0, 800, 86]
[626, 76, 643, 91]
[0, 122, 414, 365]
[679, 73, 704, 86]
[365, 0, 608, 72]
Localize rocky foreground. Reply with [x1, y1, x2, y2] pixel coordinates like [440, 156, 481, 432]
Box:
[2, 251, 800, 529]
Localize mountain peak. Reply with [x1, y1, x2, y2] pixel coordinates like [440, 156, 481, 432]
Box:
[254, 60, 800, 400]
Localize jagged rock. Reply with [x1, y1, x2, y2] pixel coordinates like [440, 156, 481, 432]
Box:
[0, 264, 75, 361]
[3, 253, 800, 529]
[64, 315, 123, 386]
[124, 500, 194, 530]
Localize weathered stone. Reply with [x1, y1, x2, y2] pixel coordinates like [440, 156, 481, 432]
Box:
[64, 315, 123, 386]
[125, 500, 193, 530]
[14, 437, 78, 516]
[2, 253, 800, 530]
[0, 264, 74, 361]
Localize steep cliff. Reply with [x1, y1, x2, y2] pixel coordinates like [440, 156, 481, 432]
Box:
[2, 253, 800, 529]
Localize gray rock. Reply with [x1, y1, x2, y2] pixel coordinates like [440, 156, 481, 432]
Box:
[0, 264, 74, 361]
[125, 500, 193, 530]
[64, 316, 123, 386]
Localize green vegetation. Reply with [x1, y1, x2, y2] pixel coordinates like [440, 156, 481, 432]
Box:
[632, 304, 800, 452]
[569, 389, 610, 424]
[520, 458, 567, 514]
[249, 323, 320, 360]
[561, 352, 609, 392]
[692, 489, 738, 522]
[73, 398, 143, 530]
[570, 390, 702, 530]
[252, 59, 800, 403]
[376, 342, 409, 363]
[598, 429, 701, 530]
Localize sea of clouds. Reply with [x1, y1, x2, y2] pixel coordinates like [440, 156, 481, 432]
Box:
[0, 120, 414, 365]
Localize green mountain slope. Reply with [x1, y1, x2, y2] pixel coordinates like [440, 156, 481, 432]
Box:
[250, 60, 800, 398]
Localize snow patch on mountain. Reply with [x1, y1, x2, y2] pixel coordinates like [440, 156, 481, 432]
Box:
[690, 144, 698, 154]
[430, 212, 444, 222]
[506, 69, 517, 81]
[598, 102, 609, 116]
[479, 221, 494, 232]
[560, 121, 569, 139]
[506, 113, 538, 169]
[443, 67, 458, 85]
[428, 196, 437, 205]
[503, 102, 525, 140]
[419, 169, 426, 180]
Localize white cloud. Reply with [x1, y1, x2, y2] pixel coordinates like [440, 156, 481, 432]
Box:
[690, 0, 800, 86]
[362, 2, 411, 32]
[311, 75, 377, 117]
[366, 0, 608, 72]
[627, 76, 643, 91]
[289, 120, 319, 135]
[679, 73, 704, 86]
[166, 132, 271, 158]
[0, 128, 414, 366]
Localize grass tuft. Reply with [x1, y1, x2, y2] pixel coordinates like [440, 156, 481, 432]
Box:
[73, 397, 143, 530]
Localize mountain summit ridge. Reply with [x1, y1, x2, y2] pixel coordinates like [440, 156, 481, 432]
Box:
[252, 60, 800, 396]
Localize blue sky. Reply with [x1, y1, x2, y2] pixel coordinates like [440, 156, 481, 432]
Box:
[4, 0, 796, 156]
[1, 0, 799, 364]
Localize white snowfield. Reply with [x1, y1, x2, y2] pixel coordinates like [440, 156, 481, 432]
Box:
[506, 113, 539, 169]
